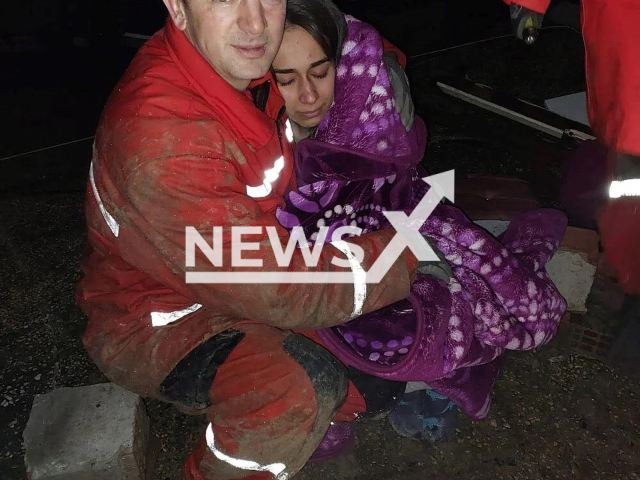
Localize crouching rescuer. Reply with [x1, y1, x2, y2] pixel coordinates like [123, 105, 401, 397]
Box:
[73, 0, 447, 478]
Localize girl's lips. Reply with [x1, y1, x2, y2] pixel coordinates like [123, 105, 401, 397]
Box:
[299, 108, 322, 119]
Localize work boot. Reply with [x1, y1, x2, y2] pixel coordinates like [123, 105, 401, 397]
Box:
[388, 389, 459, 442]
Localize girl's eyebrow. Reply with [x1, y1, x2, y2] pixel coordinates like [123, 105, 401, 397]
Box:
[273, 58, 330, 74]
[309, 58, 330, 69]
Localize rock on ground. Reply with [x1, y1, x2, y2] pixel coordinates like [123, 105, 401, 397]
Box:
[23, 383, 152, 480]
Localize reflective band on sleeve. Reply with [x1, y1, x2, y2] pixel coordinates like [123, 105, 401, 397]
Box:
[609, 179, 640, 198]
[331, 240, 367, 318]
[246, 156, 286, 198]
[89, 162, 120, 238]
[285, 119, 295, 143]
[246, 182, 272, 199]
[151, 303, 202, 327]
[205, 424, 288, 480]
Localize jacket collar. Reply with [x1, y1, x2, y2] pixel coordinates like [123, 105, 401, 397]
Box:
[163, 18, 285, 149]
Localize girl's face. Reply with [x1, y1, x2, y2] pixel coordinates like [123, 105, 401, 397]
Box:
[272, 25, 336, 132]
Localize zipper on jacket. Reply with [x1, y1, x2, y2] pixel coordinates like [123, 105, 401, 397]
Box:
[276, 106, 286, 141]
[250, 80, 271, 112]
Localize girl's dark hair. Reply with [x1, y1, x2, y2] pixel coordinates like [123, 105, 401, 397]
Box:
[285, 0, 347, 64]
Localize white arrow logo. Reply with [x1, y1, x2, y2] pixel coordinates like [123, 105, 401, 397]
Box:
[366, 170, 455, 283]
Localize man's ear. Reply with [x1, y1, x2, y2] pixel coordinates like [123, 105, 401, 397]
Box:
[162, 0, 189, 30]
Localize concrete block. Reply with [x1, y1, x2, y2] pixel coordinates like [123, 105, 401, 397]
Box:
[545, 226, 599, 313]
[546, 249, 597, 313]
[24, 383, 152, 480]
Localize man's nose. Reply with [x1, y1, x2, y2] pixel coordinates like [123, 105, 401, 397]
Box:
[237, 0, 267, 37]
[299, 79, 319, 105]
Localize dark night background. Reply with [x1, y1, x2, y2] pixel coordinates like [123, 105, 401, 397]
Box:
[2, 1, 639, 479]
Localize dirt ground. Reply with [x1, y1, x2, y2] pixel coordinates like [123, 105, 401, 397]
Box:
[147, 347, 640, 480]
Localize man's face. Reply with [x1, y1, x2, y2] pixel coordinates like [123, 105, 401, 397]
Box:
[165, 0, 287, 91]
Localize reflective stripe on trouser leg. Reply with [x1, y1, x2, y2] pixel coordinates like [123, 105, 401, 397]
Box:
[205, 426, 288, 480]
[197, 331, 348, 480]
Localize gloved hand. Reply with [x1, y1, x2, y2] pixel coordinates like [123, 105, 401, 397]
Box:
[510, 3, 544, 45]
[416, 236, 453, 283]
[383, 51, 415, 132]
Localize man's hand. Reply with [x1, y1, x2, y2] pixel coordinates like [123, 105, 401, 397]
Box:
[383, 51, 415, 132]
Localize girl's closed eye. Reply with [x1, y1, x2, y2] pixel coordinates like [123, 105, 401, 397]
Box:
[276, 77, 296, 87]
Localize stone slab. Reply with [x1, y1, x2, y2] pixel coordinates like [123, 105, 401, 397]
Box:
[24, 383, 151, 480]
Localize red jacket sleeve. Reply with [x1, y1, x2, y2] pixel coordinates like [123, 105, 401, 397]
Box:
[582, 0, 640, 157]
[501, 0, 551, 15]
[382, 38, 407, 68]
[117, 134, 418, 331]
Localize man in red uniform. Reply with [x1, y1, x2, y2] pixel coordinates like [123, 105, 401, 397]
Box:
[504, 0, 640, 294]
[75, 0, 429, 478]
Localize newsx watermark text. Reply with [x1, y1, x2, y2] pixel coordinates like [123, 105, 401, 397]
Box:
[185, 171, 455, 284]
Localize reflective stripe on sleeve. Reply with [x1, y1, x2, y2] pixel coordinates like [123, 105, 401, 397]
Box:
[609, 179, 640, 198]
[246, 156, 285, 198]
[331, 240, 367, 319]
[151, 303, 203, 327]
[89, 162, 120, 238]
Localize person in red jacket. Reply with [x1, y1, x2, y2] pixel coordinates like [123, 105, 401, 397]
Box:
[75, 0, 431, 478]
[504, 0, 640, 294]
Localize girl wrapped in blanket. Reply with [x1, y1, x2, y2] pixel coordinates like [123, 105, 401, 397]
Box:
[272, 0, 568, 447]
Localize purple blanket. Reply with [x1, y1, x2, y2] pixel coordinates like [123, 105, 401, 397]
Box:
[276, 16, 568, 419]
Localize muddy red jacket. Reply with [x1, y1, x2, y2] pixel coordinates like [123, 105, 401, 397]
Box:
[75, 19, 418, 357]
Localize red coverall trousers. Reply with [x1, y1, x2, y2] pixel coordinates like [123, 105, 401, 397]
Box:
[98, 314, 403, 480]
[178, 324, 365, 480]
